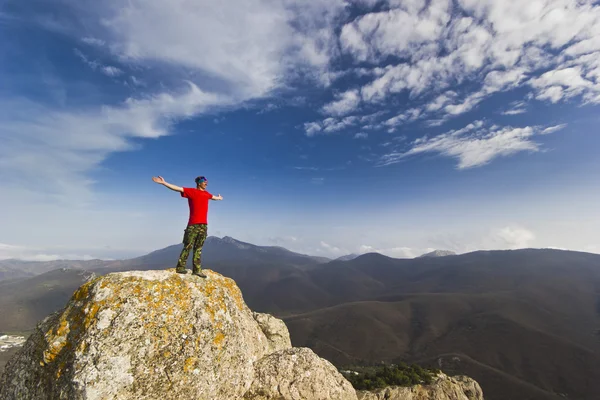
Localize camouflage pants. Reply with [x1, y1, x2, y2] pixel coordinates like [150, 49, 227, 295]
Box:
[176, 224, 207, 272]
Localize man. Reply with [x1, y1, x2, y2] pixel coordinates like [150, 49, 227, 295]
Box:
[152, 175, 223, 278]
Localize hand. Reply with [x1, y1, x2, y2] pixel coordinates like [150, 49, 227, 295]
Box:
[214, 194, 223, 200]
[152, 176, 165, 184]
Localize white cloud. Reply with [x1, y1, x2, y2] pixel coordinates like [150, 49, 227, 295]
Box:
[303, 122, 322, 136]
[443, 90, 486, 116]
[426, 91, 458, 112]
[74, 48, 100, 70]
[267, 236, 299, 246]
[484, 68, 528, 93]
[379, 121, 565, 169]
[541, 124, 567, 134]
[340, 0, 451, 62]
[0, 84, 227, 201]
[501, 101, 527, 115]
[319, 240, 346, 255]
[98, 0, 290, 97]
[130, 76, 145, 87]
[535, 86, 565, 103]
[338, 0, 600, 124]
[322, 89, 361, 116]
[84, 0, 347, 97]
[426, 225, 538, 253]
[495, 226, 536, 249]
[101, 66, 123, 77]
[293, 166, 319, 171]
[303, 116, 359, 136]
[81, 37, 106, 46]
[74, 49, 123, 77]
[529, 67, 598, 103]
[385, 108, 421, 127]
[502, 108, 526, 115]
[354, 132, 368, 139]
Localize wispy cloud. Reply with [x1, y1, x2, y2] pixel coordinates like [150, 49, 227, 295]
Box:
[74, 48, 123, 77]
[318, 240, 346, 255]
[84, 0, 346, 97]
[102, 66, 123, 77]
[379, 121, 567, 169]
[0, 84, 227, 201]
[303, 116, 359, 136]
[502, 101, 528, 115]
[304, 122, 322, 137]
[293, 166, 320, 171]
[81, 37, 106, 47]
[384, 108, 422, 129]
[542, 124, 568, 134]
[428, 226, 537, 253]
[322, 89, 361, 116]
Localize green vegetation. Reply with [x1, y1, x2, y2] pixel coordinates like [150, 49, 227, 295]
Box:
[341, 363, 440, 390]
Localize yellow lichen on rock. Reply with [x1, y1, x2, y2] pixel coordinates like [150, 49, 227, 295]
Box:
[42, 281, 94, 365]
[183, 357, 198, 373]
[2, 269, 323, 400]
[213, 331, 226, 347]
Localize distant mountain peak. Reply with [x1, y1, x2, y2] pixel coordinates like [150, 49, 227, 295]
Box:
[418, 250, 457, 258]
[220, 236, 251, 249]
[335, 253, 360, 262]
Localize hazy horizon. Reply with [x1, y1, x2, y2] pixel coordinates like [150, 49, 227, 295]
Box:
[1, 235, 598, 263]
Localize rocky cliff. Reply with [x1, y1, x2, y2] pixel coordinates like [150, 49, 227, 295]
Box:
[0, 270, 356, 400]
[357, 374, 483, 400]
[0, 268, 483, 400]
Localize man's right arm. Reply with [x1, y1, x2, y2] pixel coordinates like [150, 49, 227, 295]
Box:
[152, 176, 184, 193]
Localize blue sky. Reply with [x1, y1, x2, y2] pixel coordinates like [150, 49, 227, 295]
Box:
[1, 0, 599, 260]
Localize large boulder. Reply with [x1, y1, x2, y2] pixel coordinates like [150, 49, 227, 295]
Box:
[252, 312, 291, 354]
[0, 269, 357, 400]
[356, 373, 483, 400]
[246, 348, 356, 400]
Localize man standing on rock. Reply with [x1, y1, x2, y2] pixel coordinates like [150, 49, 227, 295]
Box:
[152, 175, 223, 278]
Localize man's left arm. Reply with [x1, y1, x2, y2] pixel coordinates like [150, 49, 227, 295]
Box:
[211, 194, 223, 200]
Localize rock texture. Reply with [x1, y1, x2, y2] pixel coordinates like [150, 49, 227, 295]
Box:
[0, 269, 357, 400]
[252, 312, 291, 354]
[245, 348, 356, 400]
[356, 373, 483, 400]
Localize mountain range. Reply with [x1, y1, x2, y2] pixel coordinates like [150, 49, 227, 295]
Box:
[1, 237, 599, 400]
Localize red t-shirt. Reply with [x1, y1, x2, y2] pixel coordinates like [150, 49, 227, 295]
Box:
[181, 188, 213, 225]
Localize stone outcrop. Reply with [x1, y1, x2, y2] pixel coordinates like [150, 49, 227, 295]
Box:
[0, 269, 357, 400]
[252, 311, 291, 354]
[356, 373, 483, 400]
[245, 348, 357, 400]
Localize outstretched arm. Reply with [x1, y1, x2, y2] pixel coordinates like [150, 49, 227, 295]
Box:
[211, 194, 223, 200]
[152, 176, 184, 193]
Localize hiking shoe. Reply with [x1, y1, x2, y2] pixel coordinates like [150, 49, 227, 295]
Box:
[192, 269, 207, 278]
[175, 268, 188, 274]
